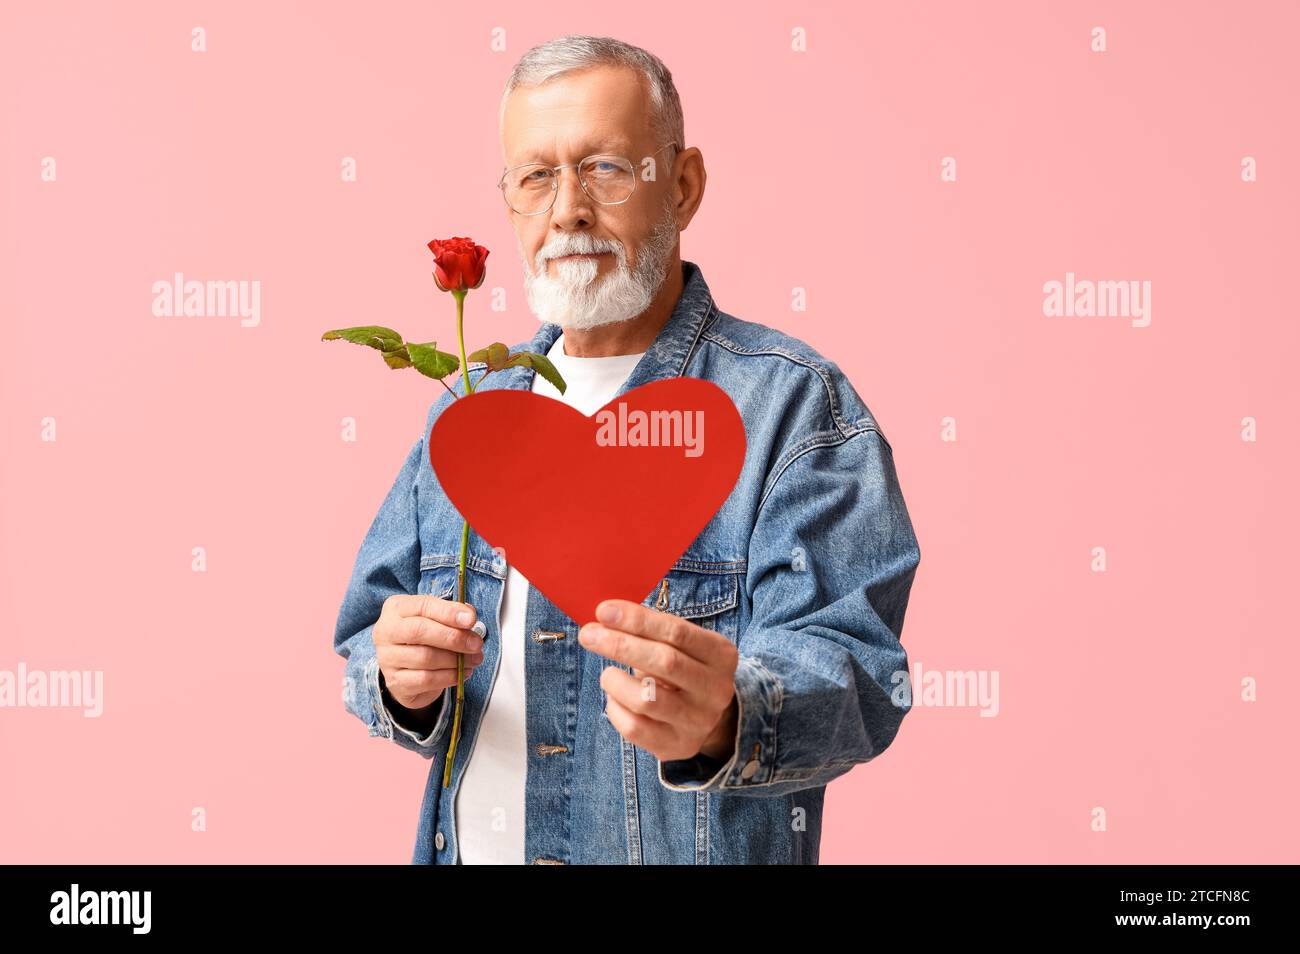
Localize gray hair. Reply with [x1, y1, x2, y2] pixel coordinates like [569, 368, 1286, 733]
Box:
[500, 34, 684, 162]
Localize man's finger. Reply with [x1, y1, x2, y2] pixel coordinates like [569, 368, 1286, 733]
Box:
[387, 667, 459, 696]
[392, 615, 484, 653]
[604, 694, 689, 759]
[388, 593, 478, 629]
[579, 622, 711, 695]
[600, 665, 691, 726]
[594, 599, 734, 667]
[388, 644, 483, 671]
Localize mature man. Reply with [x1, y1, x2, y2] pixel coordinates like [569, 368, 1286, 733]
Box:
[333, 35, 921, 865]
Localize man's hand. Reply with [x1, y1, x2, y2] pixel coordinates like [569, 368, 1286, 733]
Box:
[374, 593, 485, 711]
[578, 599, 740, 764]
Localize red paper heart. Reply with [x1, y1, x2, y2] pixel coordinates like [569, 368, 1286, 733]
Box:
[429, 377, 746, 625]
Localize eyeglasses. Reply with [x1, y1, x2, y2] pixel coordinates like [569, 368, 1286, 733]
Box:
[497, 142, 680, 215]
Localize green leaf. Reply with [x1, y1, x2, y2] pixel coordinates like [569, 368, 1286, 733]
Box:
[321, 325, 458, 380]
[382, 346, 413, 370]
[322, 324, 411, 370]
[464, 342, 567, 394]
[406, 342, 461, 380]
[321, 325, 405, 351]
[507, 351, 566, 393]
[466, 342, 511, 370]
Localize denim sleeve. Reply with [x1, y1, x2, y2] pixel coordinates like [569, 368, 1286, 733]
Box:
[658, 426, 920, 796]
[334, 405, 453, 758]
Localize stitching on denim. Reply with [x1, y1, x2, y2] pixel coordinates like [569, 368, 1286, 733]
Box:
[770, 760, 863, 782]
[676, 298, 719, 374]
[622, 733, 643, 864]
[699, 326, 869, 440]
[754, 427, 882, 516]
[759, 658, 783, 786]
[419, 554, 508, 580]
[649, 572, 740, 618]
[694, 790, 709, 864]
[724, 655, 783, 788]
[669, 556, 748, 574]
[367, 654, 394, 740]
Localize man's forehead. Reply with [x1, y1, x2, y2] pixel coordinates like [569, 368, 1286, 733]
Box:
[504, 130, 637, 164]
[501, 67, 651, 164]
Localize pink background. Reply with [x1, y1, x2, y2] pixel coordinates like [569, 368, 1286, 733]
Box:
[2, 1, 1296, 863]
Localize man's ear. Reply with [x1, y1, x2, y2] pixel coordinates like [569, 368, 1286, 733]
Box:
[674, 146, 706, 232]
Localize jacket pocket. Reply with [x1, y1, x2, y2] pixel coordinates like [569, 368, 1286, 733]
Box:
[641, 563, 742, 640]
[419, 566, 457, 600]
[418, 551, 505, 603]
[604, 564, 744, 717]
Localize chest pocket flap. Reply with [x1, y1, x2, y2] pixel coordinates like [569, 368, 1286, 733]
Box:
[642, 565, 740, 620]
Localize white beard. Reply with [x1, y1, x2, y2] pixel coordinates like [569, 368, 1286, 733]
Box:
[518, 200, 678, 331]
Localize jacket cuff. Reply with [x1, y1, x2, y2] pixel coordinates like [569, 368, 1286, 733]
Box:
[371, 656, 451, 748]
[657, 655, 783, 792]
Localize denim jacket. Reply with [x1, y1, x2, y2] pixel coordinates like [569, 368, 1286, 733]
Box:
[333, 260, 921, 864]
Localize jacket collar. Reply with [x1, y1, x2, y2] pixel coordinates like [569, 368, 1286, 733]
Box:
[489, 259, 717, 397]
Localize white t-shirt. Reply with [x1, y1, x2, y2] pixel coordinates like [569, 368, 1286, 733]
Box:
[455, 332, 646, 864]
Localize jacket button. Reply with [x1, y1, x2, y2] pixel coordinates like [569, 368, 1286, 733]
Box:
[435, 831, 445, 850]
[740, 758, 760, 780]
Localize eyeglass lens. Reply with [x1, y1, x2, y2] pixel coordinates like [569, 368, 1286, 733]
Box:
[502, 156, 637, 214]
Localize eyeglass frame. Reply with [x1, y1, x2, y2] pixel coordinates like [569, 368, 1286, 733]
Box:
[496, 141, 681, 215]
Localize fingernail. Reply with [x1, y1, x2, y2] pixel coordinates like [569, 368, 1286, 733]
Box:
[468, 635, 483, 651]
[471, 620, 487, 639]
[456, 609, 474, 626]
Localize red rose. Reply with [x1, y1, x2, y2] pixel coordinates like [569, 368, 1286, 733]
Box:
[427, 236, 489, 292]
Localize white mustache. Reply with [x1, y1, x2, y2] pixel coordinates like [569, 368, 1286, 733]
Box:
[537, 243, 622, 271]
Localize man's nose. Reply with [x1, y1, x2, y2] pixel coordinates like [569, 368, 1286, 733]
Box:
[550, 165, 595, 227]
